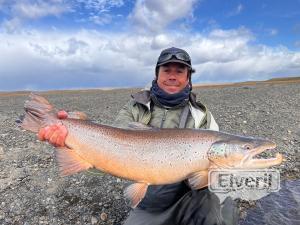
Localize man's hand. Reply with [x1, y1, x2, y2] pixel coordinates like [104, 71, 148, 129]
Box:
[38, 110, 68, 147]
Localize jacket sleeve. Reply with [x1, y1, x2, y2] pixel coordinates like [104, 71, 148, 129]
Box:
[190, 104, 219, 131]
[112, 100, 135, 129]
[208, 112, 219, 131]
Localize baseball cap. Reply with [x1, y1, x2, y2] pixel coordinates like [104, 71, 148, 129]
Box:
[156, 47, 192, 68]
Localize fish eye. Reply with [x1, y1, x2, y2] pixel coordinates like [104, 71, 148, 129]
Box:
[244, 144, 252, 150]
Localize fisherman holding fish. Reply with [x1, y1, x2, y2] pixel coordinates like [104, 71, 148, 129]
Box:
[38, 47, 240, 225]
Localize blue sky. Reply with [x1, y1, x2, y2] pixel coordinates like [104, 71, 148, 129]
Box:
[0, 0, 300, 91]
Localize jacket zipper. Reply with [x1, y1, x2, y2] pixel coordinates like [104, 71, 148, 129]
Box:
[160, 109, 168, 128]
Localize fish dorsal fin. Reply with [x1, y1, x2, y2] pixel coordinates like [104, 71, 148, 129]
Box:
[55, 147, 93, 176]
[127, 122, 156, 131]
[188, 171, 208, 189]
[124, 182, 148, 208]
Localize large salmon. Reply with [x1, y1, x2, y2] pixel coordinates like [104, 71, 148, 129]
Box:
[20, 93, 283, 207]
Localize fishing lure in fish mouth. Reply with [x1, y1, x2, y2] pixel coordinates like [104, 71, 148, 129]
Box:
[19, 93, 284, 208]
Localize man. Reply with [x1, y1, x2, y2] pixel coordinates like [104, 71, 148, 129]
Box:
[39, 47, 238, 225]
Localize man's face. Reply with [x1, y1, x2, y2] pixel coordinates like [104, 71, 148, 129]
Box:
[157, 63, 189, 94]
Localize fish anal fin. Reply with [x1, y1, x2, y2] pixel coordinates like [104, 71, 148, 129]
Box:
[124, 183, 148, 208]
[55, 147, 93, 176]
[188, 171, 208, 190]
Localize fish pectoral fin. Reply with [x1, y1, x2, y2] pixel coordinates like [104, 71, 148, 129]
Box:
[127, 122, 157, 131]
[124, 182, 148, 208]
[188, 171, 208, 190]
[55, 147, 93, 176]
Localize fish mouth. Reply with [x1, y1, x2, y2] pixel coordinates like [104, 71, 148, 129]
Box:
[241, 142, 283, 169]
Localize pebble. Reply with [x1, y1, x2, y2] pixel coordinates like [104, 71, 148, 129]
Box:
[91, 216, 98, 224]
[100, 212, 108, 221]
[0, 146, 4, 155]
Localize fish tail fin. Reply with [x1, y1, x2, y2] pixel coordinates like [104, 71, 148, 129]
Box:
[19, 93, 57, 133]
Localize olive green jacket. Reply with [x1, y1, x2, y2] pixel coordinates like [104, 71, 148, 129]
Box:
[113, 90, 219, 131]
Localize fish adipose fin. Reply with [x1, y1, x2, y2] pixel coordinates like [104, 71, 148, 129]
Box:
[188, 171, 208, 189]
[124, 182, 148, 208]
[55, 147, 93, 176]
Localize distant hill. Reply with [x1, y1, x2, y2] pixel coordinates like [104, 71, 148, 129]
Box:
[193, 76, 300, 88]
[266, 76, 300, 82]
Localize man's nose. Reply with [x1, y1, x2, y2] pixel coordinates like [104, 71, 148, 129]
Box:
[168, 71, 177, 79]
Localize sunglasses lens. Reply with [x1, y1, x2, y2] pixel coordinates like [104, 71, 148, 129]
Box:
[175, 52, 190, 61]
[158, 53, 173, 63]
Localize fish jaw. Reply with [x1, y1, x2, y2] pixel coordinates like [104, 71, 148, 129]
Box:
[240, 142, 283, 169]
[241, 153, 283, 169]
[248, 141, 277, 158]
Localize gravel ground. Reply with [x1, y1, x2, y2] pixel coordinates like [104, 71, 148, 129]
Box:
[0, 82, 299, 225]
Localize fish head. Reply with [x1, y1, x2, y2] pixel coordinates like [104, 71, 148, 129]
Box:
[207, 135, 282, 169]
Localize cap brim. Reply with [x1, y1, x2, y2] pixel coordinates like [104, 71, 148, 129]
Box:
[157, 59, 191, 68]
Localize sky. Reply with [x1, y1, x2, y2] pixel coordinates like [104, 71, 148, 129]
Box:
[0, 0, 300, 91]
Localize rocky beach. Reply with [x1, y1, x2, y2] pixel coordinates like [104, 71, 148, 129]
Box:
[0, 81, 299, 224]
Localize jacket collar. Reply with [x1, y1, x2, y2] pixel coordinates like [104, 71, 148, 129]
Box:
[131, 90, 206, 112]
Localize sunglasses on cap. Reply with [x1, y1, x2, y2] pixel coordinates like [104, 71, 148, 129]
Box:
[157, 52, 191, 64]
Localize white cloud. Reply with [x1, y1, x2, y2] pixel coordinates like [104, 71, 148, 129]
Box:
[268, 28, 278, 36]
[29, 37, 89, 57]
[129, 0, 198, 32]
[89, 14, 112, 25]
[0, 0, 71, 32]
[151, 34, 172, 49]
[12, 0, 70, 19]
[236, 4, 244, 14]
[0, 28, 300, 91]
[0, 0, 125, 30]
[1, 17, 22, 33]
[76, 0, 124, 11]
[227, 3, 244, 17]
[74, 0, 124, 25]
